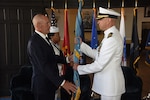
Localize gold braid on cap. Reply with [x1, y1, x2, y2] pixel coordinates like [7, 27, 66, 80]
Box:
[107, 33, 113, 38]
[96, 15, 109, 19]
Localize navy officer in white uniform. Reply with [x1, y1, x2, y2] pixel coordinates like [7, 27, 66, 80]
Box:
[73, 7, 125, 100]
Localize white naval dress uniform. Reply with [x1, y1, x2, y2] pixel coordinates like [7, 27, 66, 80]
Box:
[77, 26, 125, 97]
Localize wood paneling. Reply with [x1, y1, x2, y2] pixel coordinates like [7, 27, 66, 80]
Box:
[0, 6, 45, 96]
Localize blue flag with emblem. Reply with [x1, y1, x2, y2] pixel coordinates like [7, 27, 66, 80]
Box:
[72, 0, 84, 100]
[91, 8, 98, 49]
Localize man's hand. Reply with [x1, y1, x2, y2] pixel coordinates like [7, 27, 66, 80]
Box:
[68, 54, 73, 62]
[74, 37, 82, 44]
[73, 63, 79, 70]
[62, 81, 76, 95]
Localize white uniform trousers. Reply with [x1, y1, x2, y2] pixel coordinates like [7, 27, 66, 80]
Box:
[101, 95, 121, 100]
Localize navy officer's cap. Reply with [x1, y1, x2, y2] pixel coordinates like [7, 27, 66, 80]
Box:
[96, 7, 120, 20]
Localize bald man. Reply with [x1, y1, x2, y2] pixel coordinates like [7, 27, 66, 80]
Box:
[27, 14, 76, 100]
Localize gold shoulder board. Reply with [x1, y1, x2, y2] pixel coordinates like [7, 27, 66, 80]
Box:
[107, 33, 113, 38]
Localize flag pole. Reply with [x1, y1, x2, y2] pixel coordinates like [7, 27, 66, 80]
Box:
[135, 0, 138, 8]
[108, 0, 110, 9]
[51, 0, 53, 8]
[92, 0, 95, 18]
[134, 0, 138, 13]
[65, 0, 67, 9]
[93, 0, 95, 8]
[51, 0, 55, 13]
[122, 0, 124, 8]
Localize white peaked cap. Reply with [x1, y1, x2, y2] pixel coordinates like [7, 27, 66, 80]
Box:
[97, 7, 120, 20]
[50, 26, 59, 33]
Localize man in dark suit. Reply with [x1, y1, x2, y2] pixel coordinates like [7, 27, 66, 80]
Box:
[27, 14, 76, 100]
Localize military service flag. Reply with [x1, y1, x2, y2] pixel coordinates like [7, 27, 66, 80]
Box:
[130, 8, 140, 74]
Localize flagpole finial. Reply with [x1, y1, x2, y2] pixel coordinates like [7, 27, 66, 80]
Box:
[133, 7, 137, 16]
[108, 0, 110, 8]
[78, 0, 84, 6]
[93, 0, 95, 8]
[51, 0, 53, 8]
[122, 0, 124, 8]
[135, 0, 138, 8]
[65, 0, 67, 9]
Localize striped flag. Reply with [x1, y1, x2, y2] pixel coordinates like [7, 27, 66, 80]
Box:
[130, 8, 140, 74]
[91, 8, 98, 49]
[119, 7, 127, 66]
[51, 8, 57, 27]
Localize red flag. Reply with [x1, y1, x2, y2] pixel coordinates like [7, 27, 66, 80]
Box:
[62, 9, 70, 75]
[62, 9, 70, 56]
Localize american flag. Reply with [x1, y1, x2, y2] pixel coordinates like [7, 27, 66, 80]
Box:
[51, 8, 57, 27]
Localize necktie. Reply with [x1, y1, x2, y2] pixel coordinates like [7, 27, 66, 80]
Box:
[46, 37, 50, 44]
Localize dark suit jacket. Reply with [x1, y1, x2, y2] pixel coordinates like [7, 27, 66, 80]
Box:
[55, 49, 67, 64]
[27, 32, 64, 99]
